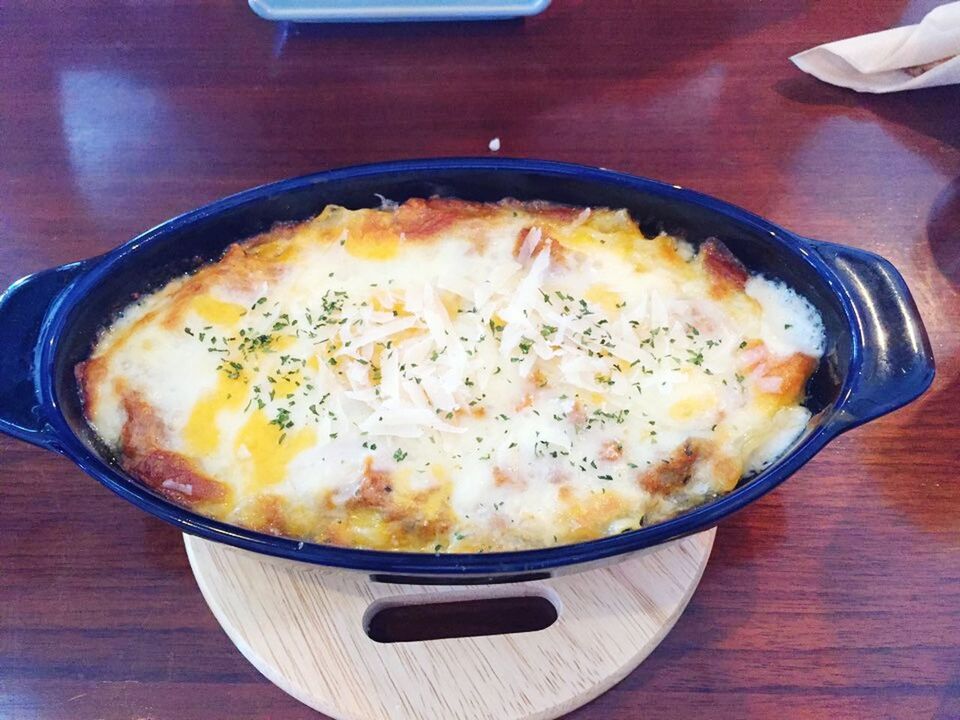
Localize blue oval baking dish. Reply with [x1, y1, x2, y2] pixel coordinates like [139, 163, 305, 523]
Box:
[0, 158, 935, 581]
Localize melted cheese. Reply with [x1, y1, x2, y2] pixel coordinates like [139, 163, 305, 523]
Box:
[81, 199, 825, 552]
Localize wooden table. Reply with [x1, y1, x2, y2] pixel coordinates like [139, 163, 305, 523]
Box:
[2, 1, 958, 718]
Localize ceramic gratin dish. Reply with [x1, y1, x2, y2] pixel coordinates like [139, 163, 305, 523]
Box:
[0, 159, 934, 582]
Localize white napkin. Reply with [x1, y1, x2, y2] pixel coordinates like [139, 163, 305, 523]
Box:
[791, 2, 960, 93]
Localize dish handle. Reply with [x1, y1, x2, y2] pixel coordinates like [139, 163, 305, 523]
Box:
[809, 240, 935, 432]
[0, 262, 88, 450]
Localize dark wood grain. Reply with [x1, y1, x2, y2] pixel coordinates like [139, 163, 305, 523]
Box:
[1, 1, 958, 718]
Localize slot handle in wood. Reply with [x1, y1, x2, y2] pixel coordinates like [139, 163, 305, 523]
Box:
[364, 589, 561, 643]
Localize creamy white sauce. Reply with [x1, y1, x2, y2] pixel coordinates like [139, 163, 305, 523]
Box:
[746, 276, 826, 358]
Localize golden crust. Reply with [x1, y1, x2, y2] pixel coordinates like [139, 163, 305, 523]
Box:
[513, 225, 566, 265]
[739, 340, 818, 404]
[118, 390, 229, 508]
[765, 353, 818, 404]
[701, 238, 749, 297]
[350, 457, 395, 510]
[75, 359, 104, 423]
[125, 449, 229, 506]
[394, 197, 499, 239]
[639, 440, 699, 496]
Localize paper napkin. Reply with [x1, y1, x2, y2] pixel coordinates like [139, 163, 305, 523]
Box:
[791, 2, 960, 92]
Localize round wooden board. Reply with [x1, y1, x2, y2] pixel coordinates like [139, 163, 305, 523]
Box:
[184, 529, 715, 720]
